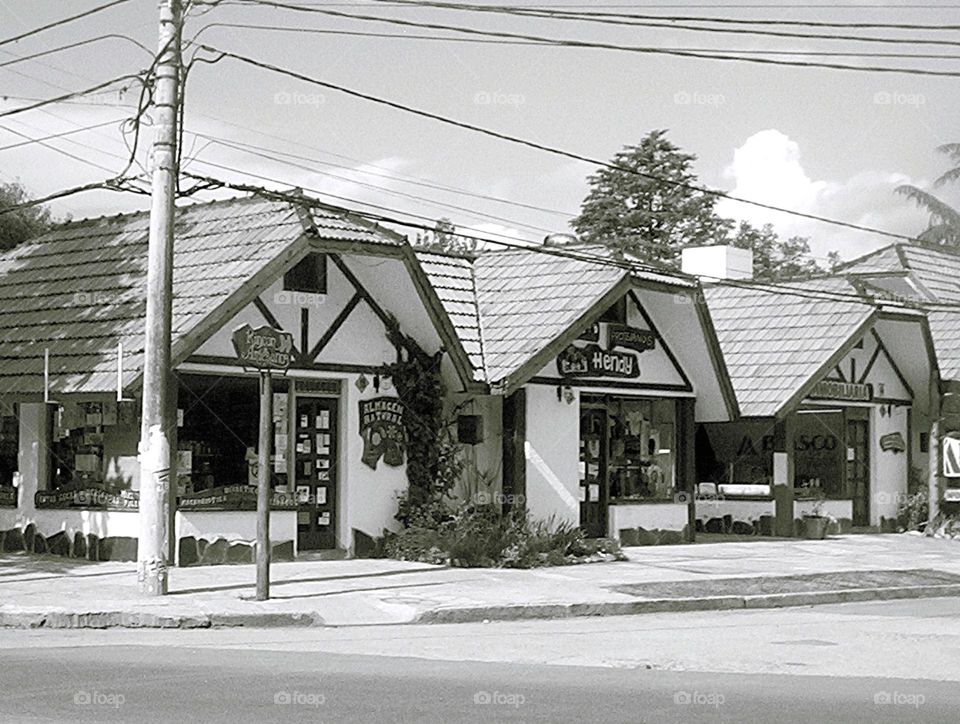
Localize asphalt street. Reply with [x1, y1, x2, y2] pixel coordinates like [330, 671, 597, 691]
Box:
[2, 597, 959, 723]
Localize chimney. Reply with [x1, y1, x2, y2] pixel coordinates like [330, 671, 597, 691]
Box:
[681, 245, 753, 280]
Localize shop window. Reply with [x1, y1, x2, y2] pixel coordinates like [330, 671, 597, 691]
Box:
[696, 421, 774, 486]
[50, 401, 137, 489]
[177, 375, 288, 495]
[284, 253, 327, 294]
[599, 297, 626, 325]
[593, 397, 676, 502]
[0, 402, 18, 487]
[794, 409, 846, 499]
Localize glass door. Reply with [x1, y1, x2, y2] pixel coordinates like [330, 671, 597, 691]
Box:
[846, 415, 870, 527]
[579, 405, 608, 538]
[295, 397, 338, 550]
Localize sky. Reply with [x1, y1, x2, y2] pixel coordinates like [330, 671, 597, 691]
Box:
[1, 0, 959, 265]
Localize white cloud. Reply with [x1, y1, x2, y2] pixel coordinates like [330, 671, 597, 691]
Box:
[716, 129, 930, 261]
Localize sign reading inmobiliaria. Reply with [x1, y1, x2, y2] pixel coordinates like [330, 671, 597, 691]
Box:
[231, 324, 295, 370]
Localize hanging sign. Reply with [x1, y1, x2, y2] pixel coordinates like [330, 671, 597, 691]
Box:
[808, 380, 873, 402]
[556, 344, 640, 379]
[879, 432, 906, 453]
[231, 324, 295, 370]
[607, 324, 656, 353]
[944, 435, 960, 478]
[359, 397, 406, 469]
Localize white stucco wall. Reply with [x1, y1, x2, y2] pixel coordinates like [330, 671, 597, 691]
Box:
[695, 499, 775, 525]
[524, 384, 580, 527]
[20, 509, 140, 539]
[176, 510, 297, 548]
[794, 498, 853, 521]
[872, 405, 910, 525]
[609, 503, 687, 535]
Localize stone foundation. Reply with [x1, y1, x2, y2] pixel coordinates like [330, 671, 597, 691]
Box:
[618, 526, 688, 546]
[1, 523, 137, 561]
[177, 536, 295, 566]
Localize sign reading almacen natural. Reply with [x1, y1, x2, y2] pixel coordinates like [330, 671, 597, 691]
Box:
[231, 324, 295, 370]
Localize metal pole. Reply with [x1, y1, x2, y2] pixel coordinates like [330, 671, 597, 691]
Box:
[257, 370, 273, 601]
[929, 387, 941, 527]
[137, 0, 181, 597]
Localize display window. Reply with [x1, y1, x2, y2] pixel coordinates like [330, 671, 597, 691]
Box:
[0, 401, 17, 488]
[50, 400, 136, 489]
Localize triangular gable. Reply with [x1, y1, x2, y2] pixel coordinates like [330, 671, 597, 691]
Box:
[808, 327, 912, 404]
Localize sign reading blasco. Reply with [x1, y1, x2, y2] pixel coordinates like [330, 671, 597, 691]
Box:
[556, 344, 640, 379]
[231, 324, 295, 370]
[359, 397, 406, 469]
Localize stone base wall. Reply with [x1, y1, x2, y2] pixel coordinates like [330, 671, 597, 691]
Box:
[618, 525, 689, 546]
[177, 536, 295, 566]
[1, 523, 137, 561]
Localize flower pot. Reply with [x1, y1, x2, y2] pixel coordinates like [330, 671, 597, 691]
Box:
[803, 516, 829, 540]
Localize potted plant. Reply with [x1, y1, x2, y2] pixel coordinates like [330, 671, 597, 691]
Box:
[802, 490, 830, 540]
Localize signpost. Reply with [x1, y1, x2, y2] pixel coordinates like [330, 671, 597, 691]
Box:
[231, 324, 294, 601]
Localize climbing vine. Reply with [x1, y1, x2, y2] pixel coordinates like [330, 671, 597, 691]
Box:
[381, 324, 457, 527]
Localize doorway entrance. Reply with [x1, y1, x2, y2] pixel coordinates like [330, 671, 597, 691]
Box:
[294, 396, 339, 550]
[579, 405, 608, 538]
[847, 413, 870, 527]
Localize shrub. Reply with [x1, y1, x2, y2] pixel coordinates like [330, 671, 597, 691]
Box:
[897, 490, 929, 532]
[384, 525, 448, 565]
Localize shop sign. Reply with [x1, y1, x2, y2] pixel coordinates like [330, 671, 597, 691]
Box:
[879, 432, 906, 453]
[944, 488, 960, 502]
[556, 344, 640, 379]
[809, 380, 873, 402]
[944, 435, 960, 478]
[35, 485, 139, 511]
[0, 486, 16, 507]
[359, 397, 406, 469]
[607, 323, 656, 353]
[231, 324, 295, 370]
[178, 484, 298, 511]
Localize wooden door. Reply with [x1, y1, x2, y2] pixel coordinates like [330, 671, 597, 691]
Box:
[295, 397, 339, 550]
[579, 406, 608, 538]
[846, 417, 870, 527]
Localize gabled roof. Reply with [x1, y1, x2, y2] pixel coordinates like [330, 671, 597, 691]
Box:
[0, 194, 404, 396]
[704, 280, 877, 417]
[415, 243, 701, 390]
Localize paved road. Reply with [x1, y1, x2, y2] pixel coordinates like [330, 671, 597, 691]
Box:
[2, 597, 959, 723]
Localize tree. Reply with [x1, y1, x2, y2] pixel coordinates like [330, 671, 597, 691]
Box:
[572, 130, 730, 267]
[729, 221, 823, 282]
[0, 182, 52, 251]
[413, 217, 476, 254]
[896, 143, 960, 247]
[572, 130, 831, 279]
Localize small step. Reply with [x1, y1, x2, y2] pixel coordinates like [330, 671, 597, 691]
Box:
[296, 548, 349, 561]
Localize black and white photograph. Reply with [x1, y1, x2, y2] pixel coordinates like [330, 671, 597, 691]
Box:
[1, 1, 960, 722]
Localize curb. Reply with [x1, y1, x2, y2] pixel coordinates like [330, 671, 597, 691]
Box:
[0, 610, 324, 630]
[414, 583, 960, 624]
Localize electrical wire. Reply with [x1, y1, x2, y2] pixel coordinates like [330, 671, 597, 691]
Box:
[0, 123, 124, 174]
[0, 75, 145, 120]
[0, 35, 151, 70]
[195, 46, 921, 243]
[0, 118, 126, 152]
[0, 1, 132, 48]
[0, 177, 148, 216]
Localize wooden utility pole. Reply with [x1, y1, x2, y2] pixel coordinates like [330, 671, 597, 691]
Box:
[257, 371, 273, 601]
[138, 0, 182, 596]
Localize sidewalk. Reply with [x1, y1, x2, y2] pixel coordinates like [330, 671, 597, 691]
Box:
[2, 534, 959, 629]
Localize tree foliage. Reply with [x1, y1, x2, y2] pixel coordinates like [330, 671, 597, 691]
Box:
[896, 144, 960, 247]
[0, 181, 52, 251]
[572, 130, 832, 281]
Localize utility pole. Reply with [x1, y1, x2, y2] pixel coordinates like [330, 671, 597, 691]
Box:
[138, 0, 182, 596]
[257, 371, 273, 601]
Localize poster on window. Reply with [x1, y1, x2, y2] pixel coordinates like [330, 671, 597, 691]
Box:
[358, 397, 406, 470]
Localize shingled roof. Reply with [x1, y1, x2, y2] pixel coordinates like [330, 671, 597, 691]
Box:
[0, 194, 403, 397]
[703, 280, 877, 417]
[415, 243, 698, 388]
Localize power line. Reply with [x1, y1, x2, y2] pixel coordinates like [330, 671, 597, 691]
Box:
[0, 122, 128, 173]
[0, 34, 152, 70]
[0, 0, 132, 49]
[244, 0, 960, 50]
[190, 22, 960, 60]
[0, 177, 147, 216]
[369, 0, 960, 31]
[213, 6, 960, 76]
[0, 75, 145, 120]
[0, 118, 126, 152]
[196, 46, 921, 243]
